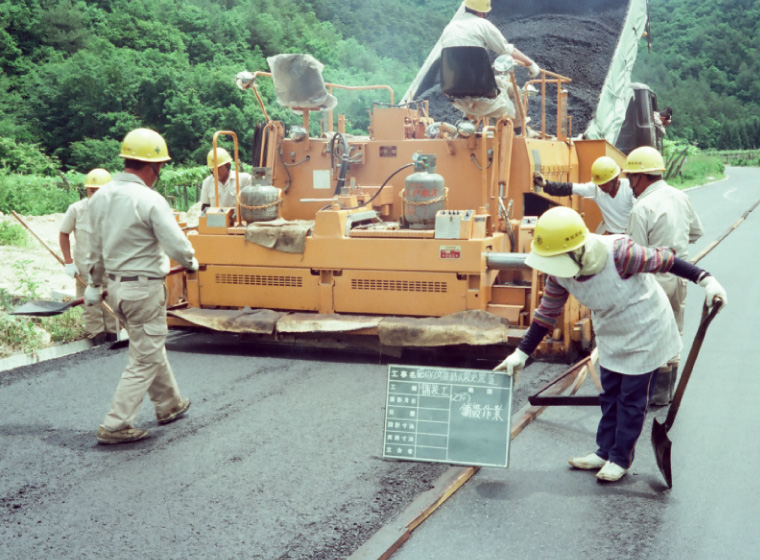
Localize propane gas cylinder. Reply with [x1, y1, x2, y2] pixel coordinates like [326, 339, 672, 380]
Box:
[239, 167, 281, 223]
[403, 154, 445, 230]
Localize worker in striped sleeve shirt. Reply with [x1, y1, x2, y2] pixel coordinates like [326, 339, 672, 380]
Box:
[495, 206, 726, 482]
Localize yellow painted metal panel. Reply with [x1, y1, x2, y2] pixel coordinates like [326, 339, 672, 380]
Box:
[198, 266, 321, 311]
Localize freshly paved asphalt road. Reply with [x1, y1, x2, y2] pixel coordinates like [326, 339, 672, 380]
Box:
[1, 168, 758, 559]
[392, 167, 760, 559]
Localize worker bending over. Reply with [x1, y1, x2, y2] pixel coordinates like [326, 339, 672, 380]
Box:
[200, 147, 252, 208]
[496, 206, 725, 482]
[59, 168, 119, 344]
[625, 146, 703, 405]
[84, 128, 198, 445]
[439, 0, 540, 129]
[534, 156, 634, 234]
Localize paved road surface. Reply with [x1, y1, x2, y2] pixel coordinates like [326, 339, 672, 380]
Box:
[391, 167, 760, 559]
[1, 168, 758, 559]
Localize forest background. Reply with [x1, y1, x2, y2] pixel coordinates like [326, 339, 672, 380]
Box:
[0, 0, 759, 212]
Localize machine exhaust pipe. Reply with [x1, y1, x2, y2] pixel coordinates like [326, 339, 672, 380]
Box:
[486, 252, 530, 270]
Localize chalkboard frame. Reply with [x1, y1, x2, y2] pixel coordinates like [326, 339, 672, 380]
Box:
[382, 364, 513, 468]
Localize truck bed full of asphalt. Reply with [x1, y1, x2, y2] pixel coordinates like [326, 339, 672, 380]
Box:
[413, 0, 629, 134]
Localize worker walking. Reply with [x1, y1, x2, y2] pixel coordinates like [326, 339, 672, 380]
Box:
[59, 168, 119, 345]
[496, 207, 725, 482]
[84, 128, 198, 445]
[624, 146, 704, 405]
[534, 156, 634, 234]
[199, 146, 252, 208]
[438, 0, 540, 129]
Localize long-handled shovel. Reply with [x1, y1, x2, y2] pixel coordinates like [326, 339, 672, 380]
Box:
[10, 266, 186, 317]
[651, 300, 723, 488]
[10, 210, 119, 320]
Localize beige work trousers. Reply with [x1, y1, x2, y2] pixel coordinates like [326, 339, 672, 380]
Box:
[75, 280, 118, 337]
[651, 274, 687, 403]
[101, 277, 183, 431]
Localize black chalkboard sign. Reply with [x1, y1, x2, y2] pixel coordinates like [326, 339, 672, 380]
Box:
[382, 364, 513, 468]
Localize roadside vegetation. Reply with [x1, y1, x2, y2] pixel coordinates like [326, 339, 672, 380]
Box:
[0, 248, 85, 359]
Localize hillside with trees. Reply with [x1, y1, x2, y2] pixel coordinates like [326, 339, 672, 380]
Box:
[633, 0, 760, 149]
[0, 0, 458, 173]
[1, 0, 759, 176]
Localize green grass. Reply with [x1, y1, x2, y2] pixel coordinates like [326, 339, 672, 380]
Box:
[668, 153, 726, 189]
[0, 222, 29, 246]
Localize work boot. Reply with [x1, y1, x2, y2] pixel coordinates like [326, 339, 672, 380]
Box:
[89, 332, 108, 346]
[650, 365, 673, 406]
[156, 399, 191, 425]
[97, 425, 150, 445]
[568, 453, 607, 470]
[596, 461, 628, 482]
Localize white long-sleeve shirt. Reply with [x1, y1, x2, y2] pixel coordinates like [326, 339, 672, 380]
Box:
[439, 11, 514, 55]
[572, 179, 634, 234]
[200, 171, 252, 207]
[84, 172, 195, 285]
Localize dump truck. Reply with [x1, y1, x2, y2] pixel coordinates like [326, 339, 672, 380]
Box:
[165, 0, 656, 361]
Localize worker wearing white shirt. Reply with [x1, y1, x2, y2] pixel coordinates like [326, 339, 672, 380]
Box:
[199, 147, 252, 208]
[84, 128, 198, 445]
[438, 0, 540, 129]
[534, 156, 634, 234]
[624, 146, 704, 405]
[59, 168, 118, 342]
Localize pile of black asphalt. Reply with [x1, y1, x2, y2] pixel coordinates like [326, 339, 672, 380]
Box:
[413, 0, 629, 135]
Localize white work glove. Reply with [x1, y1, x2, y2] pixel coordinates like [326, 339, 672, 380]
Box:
[63, 263, 78, 279]
[528, 62, 541, 78]
[699, 275, 727, 310]
[533, 172, 546, 190]
[186, 257, 199, 272]
[494, 349, 529, 383]
[84, 285, 103, 307]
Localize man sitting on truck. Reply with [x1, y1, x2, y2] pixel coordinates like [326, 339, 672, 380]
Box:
[533, 156, 634, 234]
[438, 0, 540, 131]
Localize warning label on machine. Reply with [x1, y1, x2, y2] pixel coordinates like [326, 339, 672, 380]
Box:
[439, 245, 461, 259]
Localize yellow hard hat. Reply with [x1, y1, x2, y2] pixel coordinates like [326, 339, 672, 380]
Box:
[119, 128, 171, 162]
[465, 0, 491, 12]
[590, 156, 621, 185]
[623, 146, 665, 175]
[84, 168, 111, 189]
[207, 147, 233, 169]
[525, 206, 588, 278]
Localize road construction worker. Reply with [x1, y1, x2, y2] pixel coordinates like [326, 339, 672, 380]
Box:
[496, 206, 725, 482]
[438, 0, 540, 131]
[533, 156, 634, 234]
[624, 146, 704, 406]
[59, 168, 119, 345]
[83, 128, 198, 445]
[199, 147, 252, 208]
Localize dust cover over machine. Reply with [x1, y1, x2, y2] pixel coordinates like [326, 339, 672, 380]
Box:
[383, 365, 513, 468]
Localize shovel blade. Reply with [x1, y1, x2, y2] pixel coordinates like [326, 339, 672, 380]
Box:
[651, 418, 673, 488]
[10, 299, 79, 317]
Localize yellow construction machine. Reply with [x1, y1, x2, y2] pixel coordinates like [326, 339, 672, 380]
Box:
[166, 0, 653, 362]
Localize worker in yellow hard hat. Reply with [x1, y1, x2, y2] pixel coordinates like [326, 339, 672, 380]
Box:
[438, 0, 541, 132]
[199, 146, 252, 208]
[82, 128, 198, 445]
[495, 205, 725, 482]
[623, 145, 704, 406]
[59, 168, 118, 345]
[533, 156, 634, 234]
